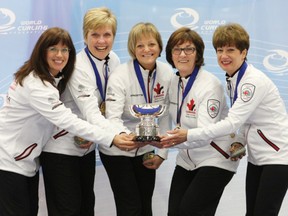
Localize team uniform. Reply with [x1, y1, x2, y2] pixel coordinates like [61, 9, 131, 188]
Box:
[187, 63, 288, 215]
[0, 72, 116, 216]
[100, 59, 173, 216]
[41, 49, 121, 216]
[168, 68, 240, 215]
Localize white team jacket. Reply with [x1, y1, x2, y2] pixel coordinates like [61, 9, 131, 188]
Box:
[43, 49, 122, 156]
[187, 64, 288, 166]
[0, 72, 116, 177]
[169, 68, 240, 172]
[100, 59, 174, 159]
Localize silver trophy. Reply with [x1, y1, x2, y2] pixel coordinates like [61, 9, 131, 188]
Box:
[129, 104, 165, 142]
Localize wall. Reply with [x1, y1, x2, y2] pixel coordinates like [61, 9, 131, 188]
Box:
[1, 0, 288, 107]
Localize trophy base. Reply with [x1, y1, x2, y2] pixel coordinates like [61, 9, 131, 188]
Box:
[133, 136, 161, 142]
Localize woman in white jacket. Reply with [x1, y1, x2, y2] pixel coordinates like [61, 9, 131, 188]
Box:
[0, 27, 134, 216]
[163, 23, 288, 216]
[101, 22, 174, 216]
[164, 27, 241, 216]
[40, 8, 131, 216]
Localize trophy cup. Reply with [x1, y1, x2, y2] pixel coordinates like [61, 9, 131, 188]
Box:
[129, 104, 165, 142]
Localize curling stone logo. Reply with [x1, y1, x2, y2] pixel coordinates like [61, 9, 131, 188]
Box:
[263, 50, 288, 74]
[0, 8, 16, 34]
[171, 8, 199, 29]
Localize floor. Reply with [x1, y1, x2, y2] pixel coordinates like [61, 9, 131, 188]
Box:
[38, 150, 288, 216]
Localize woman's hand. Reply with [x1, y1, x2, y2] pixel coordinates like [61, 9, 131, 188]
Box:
[143, 154, 164, 169]
[160, 128, 188, 148]
[112, 133, 138, 151]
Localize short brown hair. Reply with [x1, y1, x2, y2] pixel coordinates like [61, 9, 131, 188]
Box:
[15, 27, 76, 94]
[166, 27, 205, 68]
[212, 23, 250, 53]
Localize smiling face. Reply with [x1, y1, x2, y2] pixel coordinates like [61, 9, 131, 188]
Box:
[172, 41, 197, 77]
[216, 45, 247, 76]
[135, 35, 160, 71]
[85, 25, 114, 60]
[47, 42, 70, 77]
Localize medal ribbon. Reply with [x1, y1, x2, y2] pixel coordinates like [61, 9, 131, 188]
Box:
[85, 47, 108, 101]
[232, 61, 247, 105]
[176, 66, 199, 125]
[133, 59, 156, 103]
[103, 59, 109, 97]
[147, 71, 156, 103]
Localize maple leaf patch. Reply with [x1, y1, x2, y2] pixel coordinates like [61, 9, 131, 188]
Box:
[154, 82, 163, 95]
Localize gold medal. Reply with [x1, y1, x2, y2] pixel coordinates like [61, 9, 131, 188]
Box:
[74, 136, 87, 146]
[99, 101, 106, 116]
[174, 124, 181, 130]
[143, 152, 155, 161]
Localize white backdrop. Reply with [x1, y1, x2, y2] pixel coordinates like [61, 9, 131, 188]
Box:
[1, 0, 288, 110]
[1, 1, 288, 214]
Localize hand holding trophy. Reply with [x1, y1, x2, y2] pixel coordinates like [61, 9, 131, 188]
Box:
[74, 136, 94, 149]
[129, 104, 165, 142]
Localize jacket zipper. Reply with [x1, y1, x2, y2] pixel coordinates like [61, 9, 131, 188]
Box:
[53, 129, 68, 139]
[14, 143, 38, 161]
[257, 129, 280, 151]
[210, 141, 230, 159]
[186, 149, 192, 161]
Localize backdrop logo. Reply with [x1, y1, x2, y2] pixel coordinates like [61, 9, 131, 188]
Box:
[171, 8, 199, 29]
[200, 20, 226, 35]
[263, 50, 288, 74]
[18, 20, 48, 33]
[0, 7, 48, 35]
[0, 8, 16, 34]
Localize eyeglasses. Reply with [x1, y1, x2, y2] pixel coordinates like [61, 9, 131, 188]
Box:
[47, 47, 70, 55]
[172, 47, 196, 55]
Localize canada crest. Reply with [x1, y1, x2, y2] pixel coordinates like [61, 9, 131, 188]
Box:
[207, 99, 220, 118]
[241, 83, 255, 102]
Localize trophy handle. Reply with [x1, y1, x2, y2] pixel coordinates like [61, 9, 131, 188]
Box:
[129, 104, 166, 118]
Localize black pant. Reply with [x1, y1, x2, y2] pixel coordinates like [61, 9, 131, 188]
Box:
[40, 150, 96, 216]
[246, 162, 288, 216]
[168, 165, 234, 216]
[99, 151, 155, 216]
[0, 170, 39, 216]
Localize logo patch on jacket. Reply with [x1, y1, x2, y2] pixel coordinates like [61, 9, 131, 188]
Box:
[153, 82, 165, 102]
[207, 99, 220, 118]
[186, 99, 196, 117]
[241, 83, 255, 102]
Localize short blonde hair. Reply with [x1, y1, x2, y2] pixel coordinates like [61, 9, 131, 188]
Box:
[83, 7, 117, 40]
[127, 22, 163, 59]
